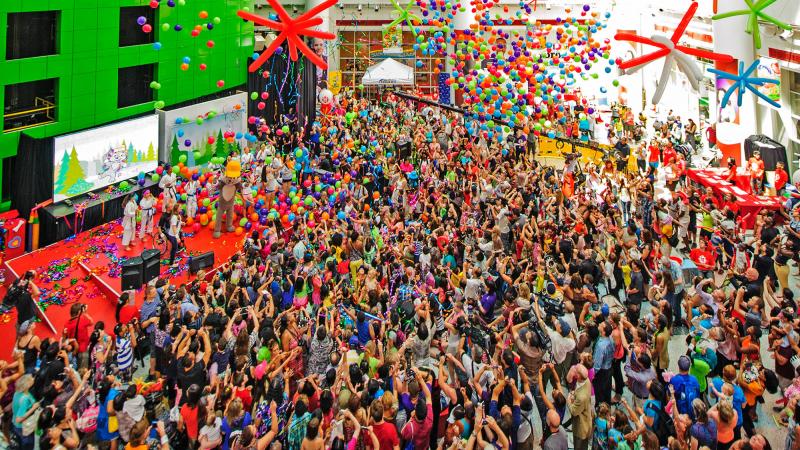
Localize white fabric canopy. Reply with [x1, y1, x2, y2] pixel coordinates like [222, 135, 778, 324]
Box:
[361, 58, 414, 86]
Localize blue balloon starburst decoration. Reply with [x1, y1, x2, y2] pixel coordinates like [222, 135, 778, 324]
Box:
[708, 59, 780, 108]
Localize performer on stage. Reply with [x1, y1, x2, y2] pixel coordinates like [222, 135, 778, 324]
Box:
[121, 194, 138, 251]
[159, 165, 177, 212]
[166, 204, 183, 267]
[185, 174, 200, 219]
[139, 190, 156, 239]
[748, 150, 765, 195]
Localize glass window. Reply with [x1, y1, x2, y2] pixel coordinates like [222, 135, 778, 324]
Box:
[6, 11, 59, 60]
[119, 6, 155, 47]
[3, 79, 57, 132]
[118, 64, 155, 108]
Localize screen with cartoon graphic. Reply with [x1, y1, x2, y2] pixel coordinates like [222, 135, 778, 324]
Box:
[52, 115, 159, 202]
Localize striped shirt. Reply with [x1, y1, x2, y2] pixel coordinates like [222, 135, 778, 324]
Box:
[116, 336, 133, 371]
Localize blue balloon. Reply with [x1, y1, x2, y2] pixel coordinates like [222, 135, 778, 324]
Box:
[177, 129, 185, 137]
[153, 42, 162, 50]
[337, 211, 346, 220]
[175, 118, 184, 124]
[235, 132, 243, 139]
[182, 56, 191, 64]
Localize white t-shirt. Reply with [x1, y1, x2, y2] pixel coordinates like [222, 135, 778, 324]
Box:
[169, 215, 181, 237]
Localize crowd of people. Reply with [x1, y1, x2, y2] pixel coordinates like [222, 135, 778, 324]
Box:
[2, 96, 800, 450]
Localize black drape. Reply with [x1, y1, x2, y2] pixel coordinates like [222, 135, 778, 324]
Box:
[744, 134, 788, 171]
[11, 133, 54, 221]
[247, 41, 316, 134]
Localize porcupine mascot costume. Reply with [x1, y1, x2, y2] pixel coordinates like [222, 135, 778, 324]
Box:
[214, 160, 244, 238]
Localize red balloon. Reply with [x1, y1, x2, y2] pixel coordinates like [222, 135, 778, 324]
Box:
[199, 63, 207, 71]
[207, 136, 215, 144]
[142, 24, 153, 33]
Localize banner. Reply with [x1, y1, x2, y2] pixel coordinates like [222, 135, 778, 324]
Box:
[757, 58, 781, 103]
[328, 71, 342, 95]
[382, 25, 403, 53]
[158, 93, 248, 167]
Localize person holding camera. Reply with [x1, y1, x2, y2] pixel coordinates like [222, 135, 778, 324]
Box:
[63, 302, 94, 370]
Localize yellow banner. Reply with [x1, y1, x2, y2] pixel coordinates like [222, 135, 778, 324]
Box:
[328, 71, 342, 95]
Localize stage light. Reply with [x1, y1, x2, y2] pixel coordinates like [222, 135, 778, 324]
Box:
[292, 6, 298, 13]
[374, 4, 379, 11]
[357, 4, 362, 11]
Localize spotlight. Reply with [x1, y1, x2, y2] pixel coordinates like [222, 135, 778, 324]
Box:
[374, 4, 379, 11]
[292, 6, 298, 13]
[357, 3, 362, 11]
[338, 2, 343, 8]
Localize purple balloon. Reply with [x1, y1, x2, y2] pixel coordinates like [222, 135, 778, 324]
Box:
[137, 16, 147, 26]
[184, 139, 192, 147]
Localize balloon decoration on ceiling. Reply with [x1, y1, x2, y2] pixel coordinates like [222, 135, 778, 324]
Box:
[387, 0, 424, 36]
[238, 0, 338, 71]
[614, 1, 733, 104]
[711, 0, 791, 49]
[708, 59, 781, 108]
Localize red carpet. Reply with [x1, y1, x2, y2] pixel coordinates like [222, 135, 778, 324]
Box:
[0, 214, 245, 360]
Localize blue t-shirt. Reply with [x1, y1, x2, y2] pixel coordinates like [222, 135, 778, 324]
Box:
[711, 378, 745, 427]
[357, 319, 371, 345]
[221, 412, 252, 450]
[96, 388, 120, 440]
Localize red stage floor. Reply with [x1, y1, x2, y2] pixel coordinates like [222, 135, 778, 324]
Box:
[0, 214, 244, 360]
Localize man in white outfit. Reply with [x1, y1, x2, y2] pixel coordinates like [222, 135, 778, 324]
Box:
[139, 190, 156, 239]
[185, 174, 200, 219]
[159, 166, 177, 212]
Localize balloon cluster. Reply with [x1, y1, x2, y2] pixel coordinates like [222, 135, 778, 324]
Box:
[147, 1, 226, 110]
[403, 0, 611, 136]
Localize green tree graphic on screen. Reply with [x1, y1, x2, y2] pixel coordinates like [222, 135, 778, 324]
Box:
[170, 134, 181, 164]
[54, 150, 70, 194]
[146, 143, 156, 161]
[62, 147, 87, 194]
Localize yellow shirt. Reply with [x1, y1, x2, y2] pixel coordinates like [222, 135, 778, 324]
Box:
[621, 264, 632, 288]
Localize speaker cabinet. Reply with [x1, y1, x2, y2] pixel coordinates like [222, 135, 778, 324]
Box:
[188, 251, 214, 274]
[141, 249, 161, 284]
[120, 257, 143, 291]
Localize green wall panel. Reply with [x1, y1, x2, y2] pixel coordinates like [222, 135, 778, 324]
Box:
[0, 0, 254, 206]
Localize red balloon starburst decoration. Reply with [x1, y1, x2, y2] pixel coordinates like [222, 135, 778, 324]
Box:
[237, 0, 337, 72]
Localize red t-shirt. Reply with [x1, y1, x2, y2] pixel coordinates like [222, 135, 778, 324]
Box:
[64, 314, 94, 352]
[118, 305, 139, 325]
[180, 403, 200, 440]
[371, 421, 400, 450]
[648, 146, 660, 163]
[776, 169, 789, 191]
[662, 147, 677, 165]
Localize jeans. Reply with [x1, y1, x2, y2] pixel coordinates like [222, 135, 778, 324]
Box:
[14, 426, 34, 450]
[167, 234, 179, 264]
[592, 367, 612, 405]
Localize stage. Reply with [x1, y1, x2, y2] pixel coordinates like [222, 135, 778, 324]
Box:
[0, 212, 245, 359]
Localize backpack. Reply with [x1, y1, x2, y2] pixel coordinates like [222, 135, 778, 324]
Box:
[2, 280, 28, 310]
[645, 402, 675, 446]
[672, 376, 699, 419]
[77, 403, 99, 433]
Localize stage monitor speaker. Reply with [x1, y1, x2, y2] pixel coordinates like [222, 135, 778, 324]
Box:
[396, 139, 411, 160]
[188, 251, 215, 274]
[120, 257, 144, 291]
[141, 249, 161, 284]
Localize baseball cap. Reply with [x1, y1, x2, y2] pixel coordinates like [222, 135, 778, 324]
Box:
[678, 355, 691, 371]
[348, 336, 359, 347]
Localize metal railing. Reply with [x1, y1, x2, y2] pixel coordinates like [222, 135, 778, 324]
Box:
[3, 97, 56, 133]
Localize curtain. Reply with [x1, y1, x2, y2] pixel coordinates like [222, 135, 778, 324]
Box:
[247, 40, 317, 135]
[11, 133, 54, 221]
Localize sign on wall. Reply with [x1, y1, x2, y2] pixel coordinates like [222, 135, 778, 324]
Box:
[158, 93, 248, 167]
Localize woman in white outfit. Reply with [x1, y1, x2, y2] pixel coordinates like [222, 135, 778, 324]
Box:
[159, 165, 177, 212]
[139, 190, 156, 240]
[121, 194, 138, 251]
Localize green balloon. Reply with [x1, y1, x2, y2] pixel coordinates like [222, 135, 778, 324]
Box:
[239, 217, 248, 227]
[119, 181, 129, 189]
[193, 151, 201, 160]
[281, 125, 290, 134]
[179, 154, 187, 163]
[295, 148, 303, 158]
[151, 173, 160, 182]
[213, 17, 221, 25]
[257, 346, 271, 362]
[172, 166, 180, 175]
[196, 117, 204, 125]
[251, 92, 258, 100]
[153, 101, 165, 109]
[162, 23, 170, 31]
[202, 198, 210, 207]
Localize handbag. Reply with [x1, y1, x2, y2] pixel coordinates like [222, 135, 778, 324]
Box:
[21, 406, 41, 436]
[108, 414, 119, 433]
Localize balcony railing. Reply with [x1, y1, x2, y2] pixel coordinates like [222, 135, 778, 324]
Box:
[3, 97, 56, 133]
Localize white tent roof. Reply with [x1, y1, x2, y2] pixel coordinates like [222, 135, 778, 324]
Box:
[362, 58, 414, 86]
